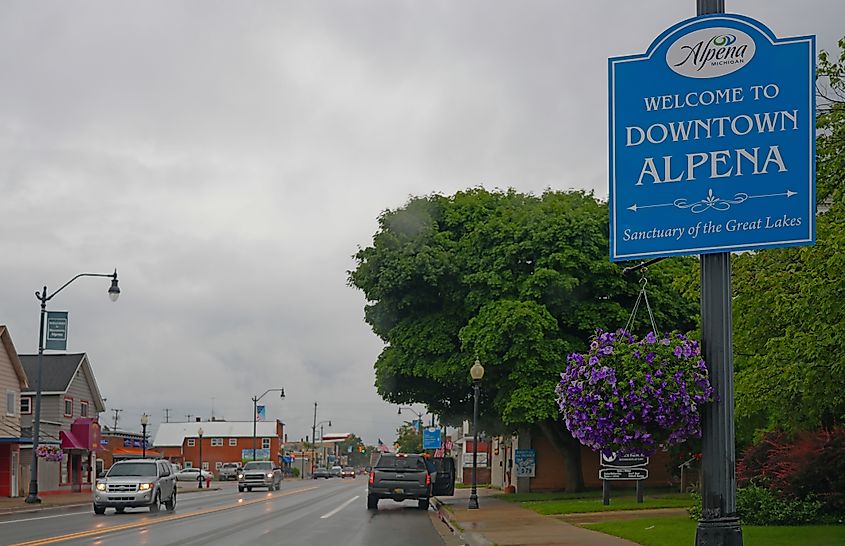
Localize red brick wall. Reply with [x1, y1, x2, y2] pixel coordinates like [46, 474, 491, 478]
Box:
[529, 432, 674, 492]
[181, 436, 283, 475]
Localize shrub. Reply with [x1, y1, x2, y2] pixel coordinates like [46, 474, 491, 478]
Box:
[738, 428, 845, 515]
[688, 485, 830, 525]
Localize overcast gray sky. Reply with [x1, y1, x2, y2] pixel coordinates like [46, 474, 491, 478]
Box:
[1, 1, 841, 446]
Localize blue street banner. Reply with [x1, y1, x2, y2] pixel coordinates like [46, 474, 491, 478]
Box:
[411, 419, 421, 431]
[422, 427, 442, 450]
[45, 311, 69, 351]
[256, 405, 266, 422]
[609, 14, 815, 261]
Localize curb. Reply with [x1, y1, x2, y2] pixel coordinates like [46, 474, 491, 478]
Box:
[431, 496, 462, 536]
[431, 497, 493, 546]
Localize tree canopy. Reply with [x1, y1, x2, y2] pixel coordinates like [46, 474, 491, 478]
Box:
[731, 38, 845, 442]
[350, 188, 698, 489]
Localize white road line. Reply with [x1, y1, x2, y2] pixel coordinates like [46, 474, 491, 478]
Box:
[0, 512, 86, 525]
[319, 495, 360, 519]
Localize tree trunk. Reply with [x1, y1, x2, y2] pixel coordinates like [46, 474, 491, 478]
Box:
[537, 418, 584, 492]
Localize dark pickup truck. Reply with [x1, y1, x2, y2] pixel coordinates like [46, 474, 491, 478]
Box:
[367, 453, 455, 510]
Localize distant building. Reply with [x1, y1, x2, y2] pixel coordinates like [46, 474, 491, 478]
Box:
[98, 427, 161, 470]
[0, 326, 28, 497]
[153, 420, 285, 475]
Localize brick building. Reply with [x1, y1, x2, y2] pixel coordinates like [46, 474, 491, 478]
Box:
[98, 428, 161, 470]
[153, 420, 284, 476]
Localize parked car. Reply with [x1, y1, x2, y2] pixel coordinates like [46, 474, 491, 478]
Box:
[238, 461, 283, 492]
[93, 459, 177, 515]
[367, 453, 455, 511]
[330, 465, 342, 478]
[219, 462, 241, 481]
[312, 468, 330, 479]
[175, 467, 213, 482]
[341, 467, 355, 478]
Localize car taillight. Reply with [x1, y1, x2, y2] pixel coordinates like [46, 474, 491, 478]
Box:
[369, 472, 374, 485]
[425, 473, 431, 486]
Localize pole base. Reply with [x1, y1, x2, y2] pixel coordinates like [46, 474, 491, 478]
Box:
[468, 494, 479, 509]
[696, 516, 743, 546]
[24, 495, 42, 504]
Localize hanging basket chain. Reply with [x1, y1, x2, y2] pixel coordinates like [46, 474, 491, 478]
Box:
[624, 268, 659, 335]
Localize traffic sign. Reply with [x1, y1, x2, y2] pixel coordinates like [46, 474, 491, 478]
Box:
[422, 427, 442, 449]
[599, 467, 649, 481]
[609, 14, 815, 261]
[601, 452, 649, 468]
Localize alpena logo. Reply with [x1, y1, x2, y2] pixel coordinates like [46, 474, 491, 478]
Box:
[666, 27, 756, 78]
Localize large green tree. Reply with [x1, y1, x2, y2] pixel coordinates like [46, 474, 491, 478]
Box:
[731, 39, 845, 442]
[350, 188, 697, 491]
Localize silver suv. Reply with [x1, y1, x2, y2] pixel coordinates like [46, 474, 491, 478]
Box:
[94, 459, 176, 514]
[238, 461, 282, 492]
[219, 462, 241, 480]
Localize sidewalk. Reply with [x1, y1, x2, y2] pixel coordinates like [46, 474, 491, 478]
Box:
[0, 482, 224, 515]
[434, 488, 640, 546]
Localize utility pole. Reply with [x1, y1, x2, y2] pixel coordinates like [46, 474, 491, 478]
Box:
[162, 409, 171, 423]
[111, 408, 122, 431]
[311, 402, 317, 474]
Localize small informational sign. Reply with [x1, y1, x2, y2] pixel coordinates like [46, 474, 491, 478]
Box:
[242, 448, 270, 461]
[514, 448, 536, 478]
[601, 452, 649, 468]
[423, 427, 443, 449]
[609, 14, 815, 261]
[463, 452, 488, 467]
[45, 311, 69, 351]
[600, 467, 649, 481]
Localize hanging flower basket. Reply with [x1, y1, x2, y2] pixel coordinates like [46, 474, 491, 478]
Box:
[556, 328, 715, 456]
[36, 445, 64, 462]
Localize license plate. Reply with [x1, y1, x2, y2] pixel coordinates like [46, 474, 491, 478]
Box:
[393, 488, 404, 494]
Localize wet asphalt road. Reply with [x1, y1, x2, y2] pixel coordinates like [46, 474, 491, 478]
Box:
[0, 477, 448, 546]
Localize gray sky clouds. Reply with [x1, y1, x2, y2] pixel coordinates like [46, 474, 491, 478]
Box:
[1, 1, 842, 444]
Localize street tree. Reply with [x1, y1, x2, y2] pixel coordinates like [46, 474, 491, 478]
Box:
[395, 422, 423, 453]
[350, 188, 697, 491]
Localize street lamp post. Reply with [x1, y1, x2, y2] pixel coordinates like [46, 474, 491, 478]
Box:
[397, 406, 424, 451]
[25, 269, 120, 504]
[140, 414, 149, 459]
[315, 420, 331, 467]
[198, 427, 204, 489]
[468, 358, 485, 510]
[252, 388, 285, 462]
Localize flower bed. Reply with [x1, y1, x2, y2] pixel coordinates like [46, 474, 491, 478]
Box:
[556, 329, 714, 456]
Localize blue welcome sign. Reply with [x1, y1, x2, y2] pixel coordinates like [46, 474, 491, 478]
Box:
[609, 14, 815, 261]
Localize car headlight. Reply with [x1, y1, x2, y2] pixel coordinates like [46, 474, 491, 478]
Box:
[266, 473, 274, 478]
[96, 482, 106, 491]
[237, 473, 244, 479]
[139, 483, 153, 491]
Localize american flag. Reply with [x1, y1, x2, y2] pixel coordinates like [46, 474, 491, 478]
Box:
[377, 438, 391, 453]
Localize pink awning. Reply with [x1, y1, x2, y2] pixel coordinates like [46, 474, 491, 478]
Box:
[60, 430, 87, 450]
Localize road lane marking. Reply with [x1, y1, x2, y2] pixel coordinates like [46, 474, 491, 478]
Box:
[9, 486, 319, 546]
[320, 495, 360, 519]
[0, 513, 85, 526]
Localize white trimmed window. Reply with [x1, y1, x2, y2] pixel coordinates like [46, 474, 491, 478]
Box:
[262, 438, 271, 449]
[80, 401, 89, 417]
[5, 390, 15, 417]
[211, 438, 223, 447]
[20, 396, 31, 415]
[187, 438, 196, 447]
[215, 461, 223, 469]
[63, 397, 73, 417]
[185, 461, 193, 468]
[201, 462, 209, 470]
[229, 438, 238, 446]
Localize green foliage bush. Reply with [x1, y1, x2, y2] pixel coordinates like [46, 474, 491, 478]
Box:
[688, 485, 832, 525]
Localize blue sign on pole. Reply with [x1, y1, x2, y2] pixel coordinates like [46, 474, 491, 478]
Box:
[609, 14, 815, 261]
[422, 427, 442, 450]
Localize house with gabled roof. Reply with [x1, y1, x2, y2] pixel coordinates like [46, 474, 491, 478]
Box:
[0, 326, 28, 497]
[19, 353, 105, 494]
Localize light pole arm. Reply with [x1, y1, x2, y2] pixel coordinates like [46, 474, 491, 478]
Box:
[39, 271, 118, 303]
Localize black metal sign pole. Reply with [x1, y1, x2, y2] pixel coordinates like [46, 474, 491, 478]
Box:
[695, 3, 743, 543]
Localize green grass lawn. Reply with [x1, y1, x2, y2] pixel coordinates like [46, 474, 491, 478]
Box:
[524, 495, 693, 515]
[583, 516, 845, 546]
[495, 488, 687, 504]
